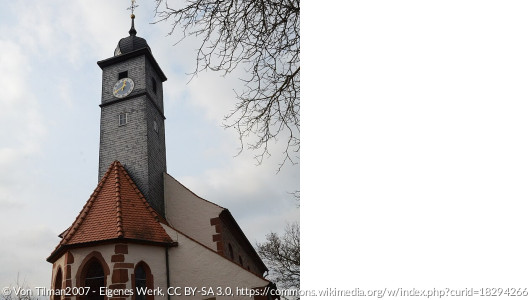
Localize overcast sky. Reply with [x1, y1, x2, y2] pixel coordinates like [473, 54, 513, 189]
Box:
[0, 0, 299, 288]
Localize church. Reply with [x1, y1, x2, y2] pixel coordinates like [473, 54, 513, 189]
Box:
[46, 10, 274, 300]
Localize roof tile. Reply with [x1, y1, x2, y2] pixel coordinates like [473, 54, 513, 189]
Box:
[59, 161, 172, 247]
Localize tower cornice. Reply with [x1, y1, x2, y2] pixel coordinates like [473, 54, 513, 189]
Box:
[99, 91, 167, 120]
[97, 47, 167, 82]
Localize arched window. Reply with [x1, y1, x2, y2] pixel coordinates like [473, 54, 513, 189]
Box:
[76, 252, 109, 300]
[53, 268, 62, 300]
[135, 265, 147, 300]
[82, 258, 105, 300]
[133, 262, 153, 300]
[228, 243, 234, 260]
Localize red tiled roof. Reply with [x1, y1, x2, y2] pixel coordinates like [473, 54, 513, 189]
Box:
[55, 161, 172, 250]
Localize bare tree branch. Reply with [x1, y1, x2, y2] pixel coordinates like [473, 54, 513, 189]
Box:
[256, 222, 300, 295]
[154, 0, 300, 171]
[1, 274, 39, 300]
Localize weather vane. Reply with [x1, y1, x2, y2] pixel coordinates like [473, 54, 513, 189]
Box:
[127, 0, 138, 15]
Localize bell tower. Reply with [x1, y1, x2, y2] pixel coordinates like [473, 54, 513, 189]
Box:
[96, 9, 168, 216]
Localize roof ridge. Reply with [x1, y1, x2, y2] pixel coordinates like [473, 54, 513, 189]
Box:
[117, 162, 162, 223]
[114, 162, 124, 238]
[61, 161, 114, 245]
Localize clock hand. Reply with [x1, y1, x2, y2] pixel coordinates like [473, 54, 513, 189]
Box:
[120, 81, 126, 91]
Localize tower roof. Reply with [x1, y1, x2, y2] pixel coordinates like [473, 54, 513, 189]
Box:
[99, 13, 167, 82]
[47, 161, 173, 262]
[114, 14, 151, 56]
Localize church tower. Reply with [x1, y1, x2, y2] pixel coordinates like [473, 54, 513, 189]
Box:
[96, 13, 167, 216]
[47, 5, 273, 299]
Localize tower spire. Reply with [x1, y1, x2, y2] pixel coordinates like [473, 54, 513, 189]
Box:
[127, 0, 138, 36]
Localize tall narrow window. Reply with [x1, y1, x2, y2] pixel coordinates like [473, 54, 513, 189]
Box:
[153, 120, 158, 133]
[119, 113, 127, 126]
[83, 259, 105, 300]
[135, 265, 147, 300]
[151, 77, 157, 95]
[53, 268, 62, 300]
[118, 71, 128, 79]
[228, 244, 234, 260]
[133, 262, 153, 300]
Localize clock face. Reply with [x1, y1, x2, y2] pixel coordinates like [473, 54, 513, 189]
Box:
[113, 78, 134, 98]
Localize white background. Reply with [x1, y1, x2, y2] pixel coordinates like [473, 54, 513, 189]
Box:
[304, 0, 530, 292]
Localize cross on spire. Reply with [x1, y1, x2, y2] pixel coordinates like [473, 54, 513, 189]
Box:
[127, 0, 138, 36]
[127, 0, 138, 15]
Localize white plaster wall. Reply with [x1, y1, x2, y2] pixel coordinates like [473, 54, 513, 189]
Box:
[164, 173, 223, 250]
[162, 224, 269, 300]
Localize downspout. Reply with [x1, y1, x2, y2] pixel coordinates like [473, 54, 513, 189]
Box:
[166, 246, 171, 300]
